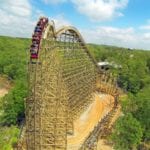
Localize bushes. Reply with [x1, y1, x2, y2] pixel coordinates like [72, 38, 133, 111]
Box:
[118, 73, 142, 94]
[0, 36, 29, 149]
[133, 87, 150, 141]
[1, 80, 27, 125]
[111, 113, 143, 150]
[0, 36, 29, 80]
[0, 36, 29, 125]
[0, 126, 19, 149]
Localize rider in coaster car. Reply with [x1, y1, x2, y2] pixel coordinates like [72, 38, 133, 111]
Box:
[30, 44, 39, 54]
[32, 34, 41, 40]
[34, 32, 42, 38]
[39, 18, 48, 26]
[31, 53, 38, 59]
[42, 18, 48, 24]
[35, 26, 42, 33]
[32, 39, 40, 44]
[37, 22, 44, 29]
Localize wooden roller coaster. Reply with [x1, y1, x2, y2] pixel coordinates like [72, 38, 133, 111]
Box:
[17, 17, 119, 150]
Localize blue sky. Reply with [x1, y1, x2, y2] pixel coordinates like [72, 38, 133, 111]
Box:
[1, 0, 150, 50]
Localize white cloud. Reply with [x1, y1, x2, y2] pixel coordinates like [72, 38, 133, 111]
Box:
[42, 0, 67, 4]
[140, 20, 150, 30]
[140, 25, 150, 30]
[142, 33, 150, 41]
[81, 26, 150, 50]
[81, 26, 135, 46]
[139, 19, 150, 31]
[50, 15, 72, 29]
[0, 0, 38, 37]
[42, 0, 128, 22]
[1, 0, 31, 17]
[0, 11, 35, 37]
[71, 0, 128, 21]
[0, 0, 71, 38]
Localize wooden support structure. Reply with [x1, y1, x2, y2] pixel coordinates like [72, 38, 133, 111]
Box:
[17, 18, 120, 150]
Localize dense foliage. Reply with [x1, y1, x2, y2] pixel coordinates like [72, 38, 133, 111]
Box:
[0, 126, 19, 149]
[88, 44, 150, 149]
[111, 113, 143, 150]
[0, 36, 30, 149]
[0, 36, 30, 125]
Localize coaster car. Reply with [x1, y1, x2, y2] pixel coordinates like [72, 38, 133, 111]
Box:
[30, 17, 49, 59]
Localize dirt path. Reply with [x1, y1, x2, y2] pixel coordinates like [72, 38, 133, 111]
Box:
[67, 93, 115, 150]
[97, 139, 114, 150]
[0, 89, 9, 97]
[0, 76, 11, 98]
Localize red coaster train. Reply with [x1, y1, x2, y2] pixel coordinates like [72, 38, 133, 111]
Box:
[30, 17, 48, 59]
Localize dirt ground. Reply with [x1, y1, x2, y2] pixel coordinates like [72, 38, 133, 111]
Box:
[97, 139, 114, 150]
[0, 88, 9, 97]
[67, 93, 115, 150]
[0, 76, 11, 97]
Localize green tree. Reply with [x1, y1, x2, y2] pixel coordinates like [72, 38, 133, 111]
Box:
[0, 126, 19, 150]
[1, 80, 27, 125]
[147, 58, 150, 71]
[133, 87, 150, 141]
[121, 87, 150, 142]
[111, 113, 143, 150]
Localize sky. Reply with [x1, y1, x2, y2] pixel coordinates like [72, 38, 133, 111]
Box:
[0, 0, 150, 50]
